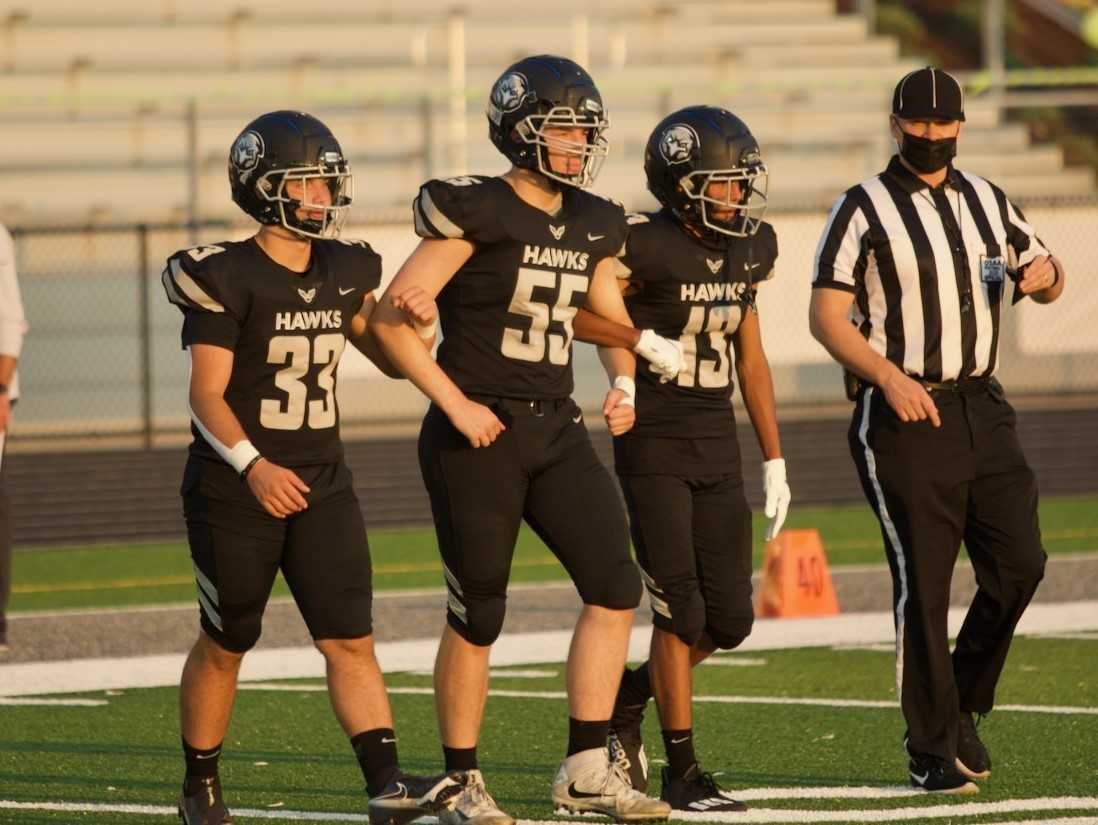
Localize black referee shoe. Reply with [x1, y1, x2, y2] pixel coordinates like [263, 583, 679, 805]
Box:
[956, 712, 992, 780]
[660, 764, 747, 812]
[368, 770, 468, 825]
[908, 752, 979, 794]
[178, 776, 233, 825]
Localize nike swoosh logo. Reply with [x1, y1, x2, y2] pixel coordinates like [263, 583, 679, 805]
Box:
[587, 233, 605, 241]
[375, 782, 408, 800]
[339, 287, 356, 295]
[909, 770, 929, 785]
[567, 782, 605, 799]
[381, 737, 397, 744]
[745, 263, 761, 270]
[670, 736, 690, 744]
[572, 413, 583, 423]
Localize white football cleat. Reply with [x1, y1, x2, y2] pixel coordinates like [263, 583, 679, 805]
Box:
[551, 748, 671, 822]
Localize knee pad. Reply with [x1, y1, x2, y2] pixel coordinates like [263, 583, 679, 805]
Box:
[206, 614, 261, 654]
[584, 563, 642, 611]
[661, 590, 707, 648]
[706, 615, 754, 651]
[448, 595, 507, 647]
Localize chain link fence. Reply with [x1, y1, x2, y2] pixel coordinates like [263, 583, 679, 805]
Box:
[7, 199, 1098, 444]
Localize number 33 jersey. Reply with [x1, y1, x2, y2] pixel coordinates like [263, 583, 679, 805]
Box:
[413, 175, 627, 400]
[162, 237, 382, 466]
[619, 210, 778, 439]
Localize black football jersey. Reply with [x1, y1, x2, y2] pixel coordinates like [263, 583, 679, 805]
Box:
[413, 175, 627, 400]
[619, 209, 778, 440]
[162, 237, 382, 467]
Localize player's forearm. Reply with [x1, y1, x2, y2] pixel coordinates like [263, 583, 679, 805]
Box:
[597, 344, 636, 383]
[371, 309, 467, 414]
[188, 389, 253, 462]
[736, 355, 782, 461]
[810, 306, 898, 387]
[350, 326, 406, 379]
[574, 308, 641, 349]
[0, 354, 16, 388]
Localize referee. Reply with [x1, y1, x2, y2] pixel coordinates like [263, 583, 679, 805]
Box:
[809, 67, 1065, 794]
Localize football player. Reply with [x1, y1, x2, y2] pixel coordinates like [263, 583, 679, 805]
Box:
[163, 110, 465, 825]
[371, 56, 678, 824]
[582, 106, 791, 811]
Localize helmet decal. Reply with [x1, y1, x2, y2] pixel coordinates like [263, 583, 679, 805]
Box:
[659, 124, 698, 165]
[231, 130, 265, 184]
[488, 72, 528, 125]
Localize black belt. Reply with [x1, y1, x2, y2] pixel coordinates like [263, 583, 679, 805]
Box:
[919, 377, 992, 395]
[468, 395, 571, 418]
[845, 371, 998, 400]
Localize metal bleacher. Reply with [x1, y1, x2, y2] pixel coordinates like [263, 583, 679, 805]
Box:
[0, 0, 1093, 225]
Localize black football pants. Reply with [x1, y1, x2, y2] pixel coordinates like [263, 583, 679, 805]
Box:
[849, 381, 1045, 762]
[418, 397, 641, 647]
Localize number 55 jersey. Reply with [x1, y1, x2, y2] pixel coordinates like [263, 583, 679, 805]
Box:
[162, 237, 382, 467]
[614, 210, 778, 474]
[413, 175, 627, 400]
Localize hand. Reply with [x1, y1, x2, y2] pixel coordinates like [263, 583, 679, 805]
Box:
[1018, 255, 1057, 295]
[633, 329, 683, 383]
[880, 368, 941, 427]
[390, 286, 438, 336]
[448, 397, 505, 448]
[246, 459, 311, 519]
[762, 458, 791, 541]
[0, 394, 10, 434]
[602, 388, 636, 436]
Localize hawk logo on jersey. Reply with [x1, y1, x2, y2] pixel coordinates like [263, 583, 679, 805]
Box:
[706, 258, 723, 274]
[488, 72, 528, 125]
[297, 287, 317, 304]
[659, 124, 698, 165]
[549, 224, 566, 240]
[231, 130, 264, 184]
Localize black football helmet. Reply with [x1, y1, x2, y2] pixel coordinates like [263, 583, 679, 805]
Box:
[486, 54, 609, 189]
[228, 110, 353, 240]
[644, 106, 768, 241]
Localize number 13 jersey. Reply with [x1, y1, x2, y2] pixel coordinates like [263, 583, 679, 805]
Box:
[163, 237, 382, 466]
[618, 209, 779, 439]
[413, 175, 627, 400]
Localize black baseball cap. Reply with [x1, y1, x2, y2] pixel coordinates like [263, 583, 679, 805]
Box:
[892, 67, 966, 122]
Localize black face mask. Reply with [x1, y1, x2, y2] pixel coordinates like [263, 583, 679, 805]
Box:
[899, 131, 957, 174]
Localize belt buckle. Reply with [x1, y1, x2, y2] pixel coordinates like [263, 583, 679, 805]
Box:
[529, 400, 545, 417]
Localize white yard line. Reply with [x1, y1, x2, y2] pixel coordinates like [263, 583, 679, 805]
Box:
[237, 683, 1098, 717]
[2, 797, 1097, 824]
[3, 600, 1096, 698]
[0, 697, 108, 706]
[701, 657, 768, 667]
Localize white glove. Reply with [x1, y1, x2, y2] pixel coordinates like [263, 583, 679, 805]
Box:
[633, 329, 683, 384]
[762, 458, 791, 541]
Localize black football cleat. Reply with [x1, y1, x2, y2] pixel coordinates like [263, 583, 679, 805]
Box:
[956, 712, 991, 780]
[660, 764, 747, 813]
[609, 670, 649, 793]
[368, 770, 468, 825]
[178, 776, 233, 825]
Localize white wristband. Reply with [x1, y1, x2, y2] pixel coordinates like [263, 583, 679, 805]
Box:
[613, 375, 636, 407]
[414, 318, 438, 340]
[226, 439, 261, 476]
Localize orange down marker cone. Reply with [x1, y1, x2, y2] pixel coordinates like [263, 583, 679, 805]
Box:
[754, 529, 840, 618]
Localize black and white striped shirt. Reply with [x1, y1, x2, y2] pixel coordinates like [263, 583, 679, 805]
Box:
[813, 156, 1051, 381]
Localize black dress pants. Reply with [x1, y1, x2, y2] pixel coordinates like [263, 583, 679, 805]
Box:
[848, 380, 1046, 761]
